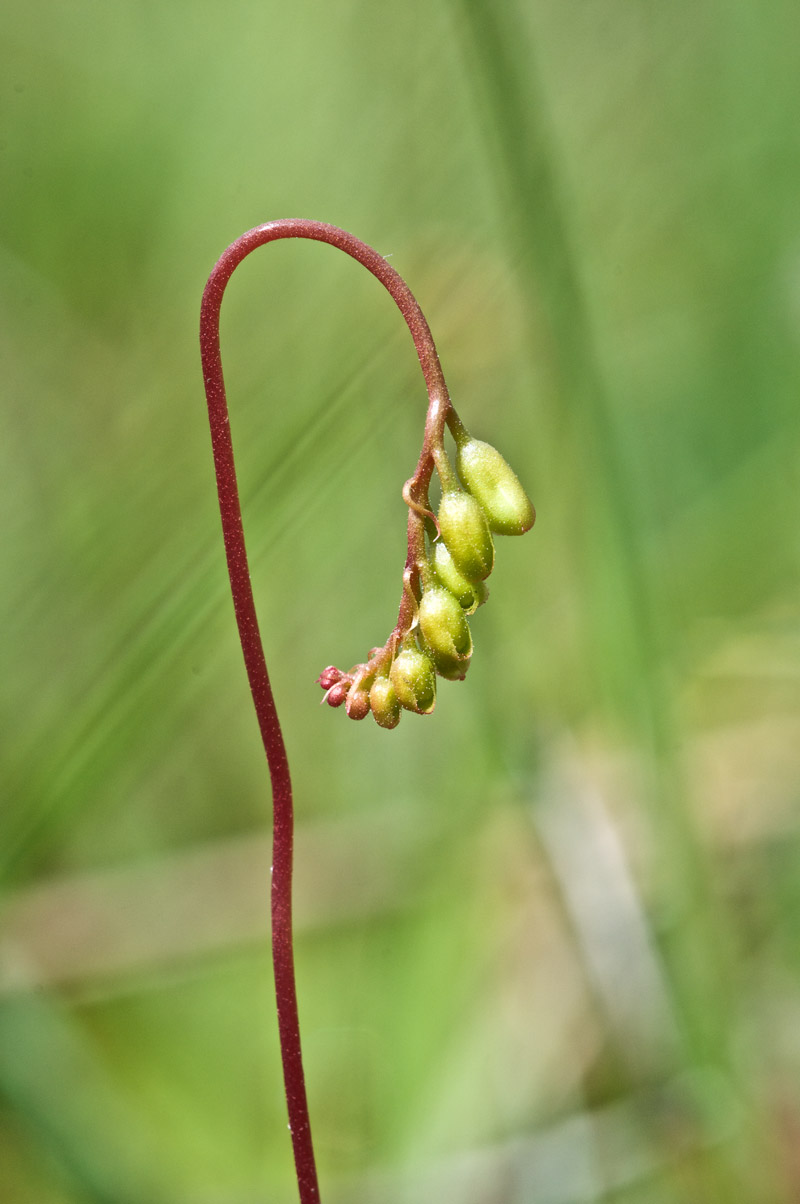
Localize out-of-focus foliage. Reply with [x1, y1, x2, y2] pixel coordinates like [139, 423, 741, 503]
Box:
[1, 1, 799, 1201]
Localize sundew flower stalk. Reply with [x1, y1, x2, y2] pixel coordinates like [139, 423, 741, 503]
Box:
[200, 219, 534, 1203]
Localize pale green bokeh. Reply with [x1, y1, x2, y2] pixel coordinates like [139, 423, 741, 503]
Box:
[1, 1, 799, 1201]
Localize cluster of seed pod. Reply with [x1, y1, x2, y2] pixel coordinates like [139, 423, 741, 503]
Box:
[318, 408, 534, 728]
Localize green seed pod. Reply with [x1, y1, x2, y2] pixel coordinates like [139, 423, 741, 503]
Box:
[369, 675, 401, 729]
[437, 490, 495, 582]
[455, 437, 535, 535]
[418, 586, 472, 664]
[431, 542, 482, 610]
[390, 646, 437, 715]
[417, 628, 472, 681]
[430, 647, 471, 681]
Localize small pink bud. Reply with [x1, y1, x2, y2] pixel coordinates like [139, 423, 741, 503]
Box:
[317, 665, 343, 690]
[325, 681, 349, 707]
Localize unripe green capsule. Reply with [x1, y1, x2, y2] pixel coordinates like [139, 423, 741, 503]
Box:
[455, 438, 535, 535]
[430, 647, 471, 680]
[369, 675, 401, 729]
[417, 629, 472, 681]
[418, 586, 472, 664]
[390, 646, 437, 714]
[431, 542, 483, 611]
[437, 490, 495, 582]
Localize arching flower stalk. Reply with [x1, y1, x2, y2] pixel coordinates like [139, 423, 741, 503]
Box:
[200, 219, 534, 1204]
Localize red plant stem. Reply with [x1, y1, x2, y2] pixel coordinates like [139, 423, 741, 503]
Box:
[199, 220, 451, 1204]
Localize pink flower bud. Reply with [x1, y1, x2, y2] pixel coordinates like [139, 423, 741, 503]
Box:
[325, 681, 349, 707]
[317, 665, 343, 690]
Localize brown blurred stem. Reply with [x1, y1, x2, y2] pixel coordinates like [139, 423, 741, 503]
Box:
[199, 219, 451, 1203]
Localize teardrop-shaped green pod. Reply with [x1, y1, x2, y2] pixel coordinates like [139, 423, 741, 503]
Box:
[431, 542, 481, 610]
[416, 628, 472, 681]
[369, 675, 401, 729]
[418, 586, 472, 664]
[431, 647, 472, 680]
[390, 646, 437, 715]
[437, 490, 495, 582]
[455, 438, 535, 535]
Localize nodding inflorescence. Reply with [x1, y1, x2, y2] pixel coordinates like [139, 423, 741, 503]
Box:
[318, 402, 535, 726]
[201, 220, 534, 1204]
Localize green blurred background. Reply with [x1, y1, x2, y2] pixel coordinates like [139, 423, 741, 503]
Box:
[2, 1, 799, 1200]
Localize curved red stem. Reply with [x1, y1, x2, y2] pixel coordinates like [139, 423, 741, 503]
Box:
[199, 220, 451, 1203]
